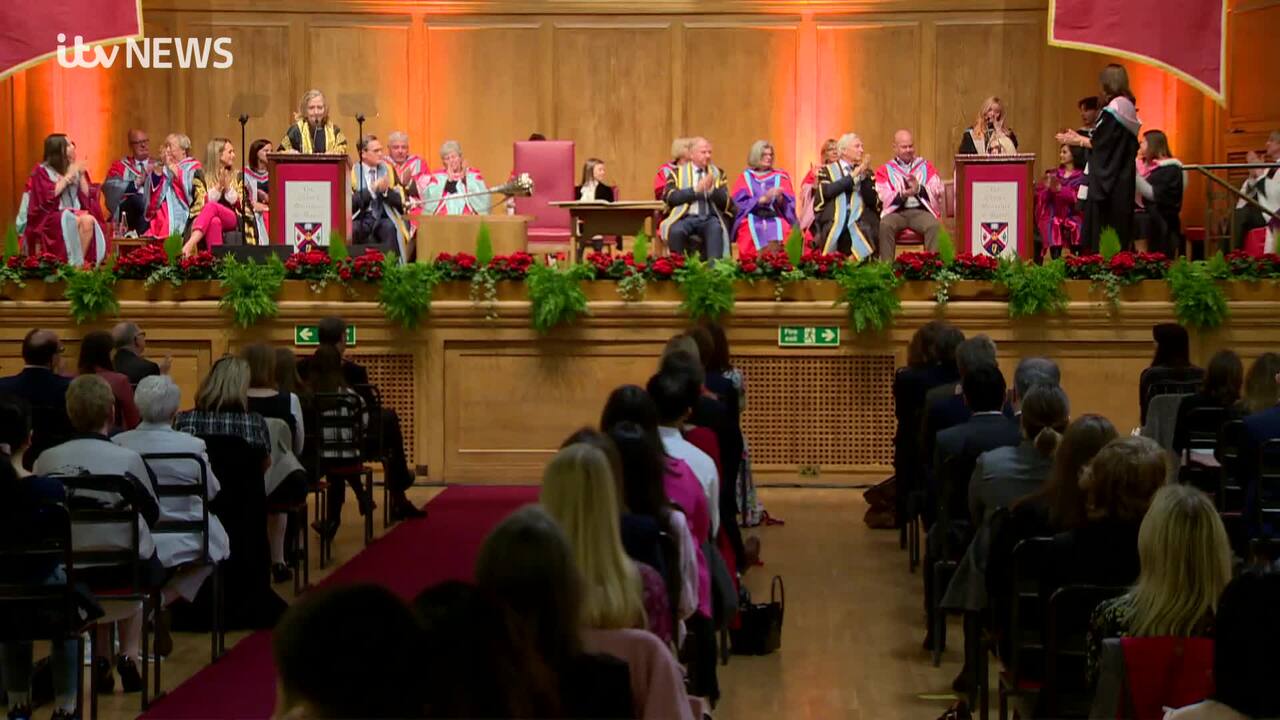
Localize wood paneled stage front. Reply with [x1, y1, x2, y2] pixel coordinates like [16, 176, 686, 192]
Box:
[3, 293, 1274, 486]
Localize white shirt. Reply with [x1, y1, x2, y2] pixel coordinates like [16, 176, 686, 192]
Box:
[693, 166, 708, 216]
[112, 423, 231, 566]
[34, 437, 158, 561]
[658, 425, 719, 535]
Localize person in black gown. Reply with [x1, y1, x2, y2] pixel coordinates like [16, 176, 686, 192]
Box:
[1135, 129, 1185, 257]
[1058, 64, 1141, 251]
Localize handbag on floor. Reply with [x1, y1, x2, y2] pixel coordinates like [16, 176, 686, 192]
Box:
[729, 575, 784, 655]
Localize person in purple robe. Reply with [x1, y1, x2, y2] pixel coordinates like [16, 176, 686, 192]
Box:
[731, 140, 797, 255]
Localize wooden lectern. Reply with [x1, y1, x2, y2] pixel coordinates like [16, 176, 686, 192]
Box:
[267, 153, 352, 248]
[954, 154, 1036, 259]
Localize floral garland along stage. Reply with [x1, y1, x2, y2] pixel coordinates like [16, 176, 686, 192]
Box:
[2, 241, 1278, 332]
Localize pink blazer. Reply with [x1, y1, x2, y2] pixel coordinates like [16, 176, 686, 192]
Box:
[582, 628, 696, 720]
[663, 456, 711, 618]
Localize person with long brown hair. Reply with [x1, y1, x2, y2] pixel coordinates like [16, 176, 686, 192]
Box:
[1058, 63, 1142, 251]
[1134, 129, 1185, 256]
[77, 329, 140, 431]
[959, 96, 1018, 156]
[19, 133, 107, 265]
[1239, 352, 1280, 415]
[1172, 349, 1244, 455]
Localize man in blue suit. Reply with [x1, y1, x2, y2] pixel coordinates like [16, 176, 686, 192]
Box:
[1239, 368, 1280, 536]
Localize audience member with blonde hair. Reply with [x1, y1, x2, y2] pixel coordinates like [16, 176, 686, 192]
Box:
[1086, 484, 1231, 682]
[540, 443, 657, 637]
[1051, 436, 1167, 588]
[174, 355, 271, 457]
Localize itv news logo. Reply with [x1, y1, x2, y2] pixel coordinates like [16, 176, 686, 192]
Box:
[56, 34, 234, 70]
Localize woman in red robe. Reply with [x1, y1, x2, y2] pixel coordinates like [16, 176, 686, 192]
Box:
[21, 134, 106, 265]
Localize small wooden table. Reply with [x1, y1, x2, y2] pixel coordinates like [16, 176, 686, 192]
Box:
[549, 201, 665, 260]
[408, 214, 530, 260]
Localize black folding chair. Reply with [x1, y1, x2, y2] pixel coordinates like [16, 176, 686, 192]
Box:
[929, 453, 976, 666]
[352, 382, 391, 529]
[1257, 438, 1280, 534]
[140, 451, 225, 665]
[0, 503, 94, 720]
[996, 537, 1053, 720]
[1215, 419, 1247, 512]
[314, 391, 375, 548]
[1041, 584, 1127, 718]
[59, 474, 160, 715]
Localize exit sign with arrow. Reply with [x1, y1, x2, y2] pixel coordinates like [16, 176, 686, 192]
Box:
[294, 324, 356, 347]
[778, 325, 840, 348]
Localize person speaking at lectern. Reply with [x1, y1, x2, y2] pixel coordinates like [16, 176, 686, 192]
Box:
[279, 89, 349, 155]
[958, 96, 1019, 156]
[351, 135, 410, 259]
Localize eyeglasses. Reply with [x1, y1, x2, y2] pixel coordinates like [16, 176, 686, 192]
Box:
[130, 139, 149, 146]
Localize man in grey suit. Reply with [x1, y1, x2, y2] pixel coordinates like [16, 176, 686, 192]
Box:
[968, 383, 1070, 525]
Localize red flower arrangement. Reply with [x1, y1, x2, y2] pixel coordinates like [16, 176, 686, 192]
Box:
[1064, 253, 1105, 279]
[337, 248, 385, 283]
[434, 252, 478, 280]
[113, 243, 170, 279]
[6, 252, 65, 280]
[586, 251, 647, 280]
[649, 253, 686, 280]
[1106, 251, 1169, 281]
[284, 249, 334, 281]
[798, 250, 846, 279]
[178, 251, 218, 280]
[891, 251, 943, 280]
[487, 252, 535, 281]
[736, 249, 793, 279]
[1224, 250, 1280, 280]
[951, 252, 999, 280]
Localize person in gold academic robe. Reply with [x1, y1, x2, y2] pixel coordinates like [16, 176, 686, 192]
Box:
[279, 89, 349, 155]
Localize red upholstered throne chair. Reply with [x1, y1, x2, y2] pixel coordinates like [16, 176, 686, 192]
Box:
[513, 140, 575, 256]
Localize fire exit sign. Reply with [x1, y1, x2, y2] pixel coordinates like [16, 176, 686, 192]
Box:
[294, 324, 356, 346]
[778, 326, 840, 348]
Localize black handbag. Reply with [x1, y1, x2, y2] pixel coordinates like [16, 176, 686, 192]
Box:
[729, 575, 784, 655]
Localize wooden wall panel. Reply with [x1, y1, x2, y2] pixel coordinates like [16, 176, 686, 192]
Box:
[552, 23, 674, 202]
[185, 18, 293, 158]
[932, 17, 1043, 178]
[308, 19, 412, 147]
[815, 21, 921, 172]
[1227, 3, 1280, 132]
[425, 22, 545, 194]
[683, 23, 799, 183]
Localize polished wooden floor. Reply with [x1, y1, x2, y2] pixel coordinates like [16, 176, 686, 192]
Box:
[85, 487, 965, 720]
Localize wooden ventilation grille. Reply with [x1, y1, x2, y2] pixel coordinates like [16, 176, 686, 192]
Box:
[736, 355, 896, 469]
[349, 353, 417, 462]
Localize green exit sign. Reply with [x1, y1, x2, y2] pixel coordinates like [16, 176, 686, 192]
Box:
[778, 325, 840, 348]
[294, 324, 356, 347]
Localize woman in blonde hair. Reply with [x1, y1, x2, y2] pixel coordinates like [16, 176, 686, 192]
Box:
[183, 137, 251, 255]
[279, 88, 348, 155]
[959, 96, 1018, 156]
[174, 355, 271, 458]
[1086, 484, 1231, 682]
[541, 443, 671, 641]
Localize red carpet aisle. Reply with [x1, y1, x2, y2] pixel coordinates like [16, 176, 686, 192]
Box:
[140, 486, 539, 719]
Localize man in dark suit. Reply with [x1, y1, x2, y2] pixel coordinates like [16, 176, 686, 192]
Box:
[920, 334, 999, 473]
[308, 316, 424, 521]
[1010, 356, 1061, 418]
[0, 329, 73, 466]
[112, 321, 169, 385]
[932, 364, 1022, 526]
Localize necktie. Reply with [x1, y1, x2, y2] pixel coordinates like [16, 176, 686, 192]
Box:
[696, 169, 706, 215]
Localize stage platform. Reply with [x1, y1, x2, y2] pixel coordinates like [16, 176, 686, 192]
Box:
[1, 286, 1274, 485]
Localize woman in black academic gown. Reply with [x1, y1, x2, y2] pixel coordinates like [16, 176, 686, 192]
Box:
[1057, 64, 1141, 252]
[1135, 129, 1185, 257]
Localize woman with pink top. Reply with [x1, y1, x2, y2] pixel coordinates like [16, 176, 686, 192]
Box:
[182, 137, 249, 256]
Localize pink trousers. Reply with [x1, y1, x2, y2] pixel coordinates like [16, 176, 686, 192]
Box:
[192, 202, 239, 246]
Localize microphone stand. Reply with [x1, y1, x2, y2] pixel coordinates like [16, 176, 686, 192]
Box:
[238, 113, 249, 243]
